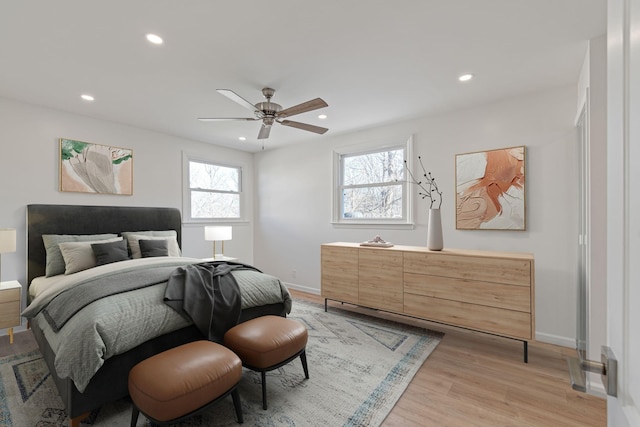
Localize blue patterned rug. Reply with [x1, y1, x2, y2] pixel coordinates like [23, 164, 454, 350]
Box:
[0, 299, 441, 426]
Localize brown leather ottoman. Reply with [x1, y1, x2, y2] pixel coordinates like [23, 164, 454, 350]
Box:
[224, 315, 309, 410]
[128, 340, 243, 425]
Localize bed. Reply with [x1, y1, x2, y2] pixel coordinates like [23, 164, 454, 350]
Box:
[24, 204, 290, 427]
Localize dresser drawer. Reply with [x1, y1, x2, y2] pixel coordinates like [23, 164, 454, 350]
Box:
[404, 294, 532, 340]
[404, 252, 531, 287]
[0, 301, 20, 329]
[358, 248, 404, 312]
[404, 272, 531, 312]
[0, 288, 19, 303]
[321, 245, 359, 304]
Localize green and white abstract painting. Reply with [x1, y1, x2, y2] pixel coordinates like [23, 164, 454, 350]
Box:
[59, 138, 133, 195]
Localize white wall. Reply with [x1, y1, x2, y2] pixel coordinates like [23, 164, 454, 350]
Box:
[254, 85, 580, 346]
[0, 97, 255, 315]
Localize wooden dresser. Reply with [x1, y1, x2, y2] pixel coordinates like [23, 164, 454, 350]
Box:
[321, 242, 535, 361]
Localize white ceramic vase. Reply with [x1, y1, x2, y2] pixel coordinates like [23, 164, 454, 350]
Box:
[427, 208, 443, 251]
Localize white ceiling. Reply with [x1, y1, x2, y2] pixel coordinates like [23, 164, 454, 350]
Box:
[0, 1, 605, 152]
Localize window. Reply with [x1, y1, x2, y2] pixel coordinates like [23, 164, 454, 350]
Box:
[185, 158, 242, 221]
[333, 136, 413, 225]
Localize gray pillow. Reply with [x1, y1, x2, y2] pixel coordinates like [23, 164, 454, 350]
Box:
[58, 237, 123, 274]
[139, 239, 169, 257]
[121, 230, 181, 258]
[92, 240, 130, 266]
[42, 233, 119, 277]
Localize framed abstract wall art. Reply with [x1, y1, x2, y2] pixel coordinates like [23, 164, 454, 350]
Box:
[59, 138, 133, 195]
[455, 145, 525, 230]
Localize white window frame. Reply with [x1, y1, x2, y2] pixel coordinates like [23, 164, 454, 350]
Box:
[182, 153, 245, 223]
[332, 135, 414, 228]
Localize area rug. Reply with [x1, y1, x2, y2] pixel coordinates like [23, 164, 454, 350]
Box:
[0, 299, 442, 426]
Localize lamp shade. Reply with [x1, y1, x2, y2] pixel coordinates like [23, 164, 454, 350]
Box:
[0, 228, 16, 253]
[204, 226, 232, 241]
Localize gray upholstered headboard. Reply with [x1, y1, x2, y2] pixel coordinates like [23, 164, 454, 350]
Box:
[27, 204, 182, 284]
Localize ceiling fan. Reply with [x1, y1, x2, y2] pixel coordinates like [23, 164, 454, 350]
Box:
[198, 87, 329, 140]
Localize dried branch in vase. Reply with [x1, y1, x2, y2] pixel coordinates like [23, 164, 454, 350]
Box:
[403, 156, 443, 209]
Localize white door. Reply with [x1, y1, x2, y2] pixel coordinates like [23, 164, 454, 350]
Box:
[607, 0, 640, 425]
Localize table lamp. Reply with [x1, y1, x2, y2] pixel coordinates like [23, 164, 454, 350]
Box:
[204, 226, 232, 259]
[0, 228, 16, 282]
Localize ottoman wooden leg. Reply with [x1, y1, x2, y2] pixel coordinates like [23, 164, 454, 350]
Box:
[232, 388, 244, 423]
[130, 406, 140, 427]
[300, 350, 309, 379]
[261, 371, 268, 410]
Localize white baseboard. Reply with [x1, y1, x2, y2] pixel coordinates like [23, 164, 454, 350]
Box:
[535, 332, 575, 348]
[587, 373, 607, 398]
[283, 282, 321, 295]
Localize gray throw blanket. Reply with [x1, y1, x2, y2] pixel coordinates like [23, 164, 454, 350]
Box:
[33, 266, 180, 332]
[164, 261, 259, 343]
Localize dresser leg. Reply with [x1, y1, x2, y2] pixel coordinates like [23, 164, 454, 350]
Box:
[523, 341, 528, 363]
[324, 298, 327, 312]
[8, 328, 13, 344]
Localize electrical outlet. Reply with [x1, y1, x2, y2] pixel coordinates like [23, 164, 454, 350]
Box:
[291, 269, 297, 278]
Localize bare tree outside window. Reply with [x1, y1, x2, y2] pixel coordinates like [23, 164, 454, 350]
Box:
[341, 148, 405, 219]
[189, 161, 241, 219]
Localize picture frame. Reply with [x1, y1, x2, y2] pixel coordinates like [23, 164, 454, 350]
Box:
[455, 145, 525, 230]
[59, 138, 133, 195]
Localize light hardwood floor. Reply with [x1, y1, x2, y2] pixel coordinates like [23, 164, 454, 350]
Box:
[290, 289, 606, 427]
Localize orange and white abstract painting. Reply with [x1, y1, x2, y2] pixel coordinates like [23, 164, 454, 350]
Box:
[59, 138, 133, 195]
[456, 146, 525, 230]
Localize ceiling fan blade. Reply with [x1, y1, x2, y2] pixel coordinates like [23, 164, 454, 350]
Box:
[197, 117, 258, 121]
[257, 124, 271, 139]
[217, 89, 261, 114]
[277, 98, 328, 118]
[279, 119, 329, 135]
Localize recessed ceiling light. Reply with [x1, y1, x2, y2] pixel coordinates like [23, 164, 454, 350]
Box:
[81, 94, 94, 101]
[318, 114, 327, 120]
[458, 73, 474, 82]
[238, 136, 246, 141]
[146, 33, 163, 45]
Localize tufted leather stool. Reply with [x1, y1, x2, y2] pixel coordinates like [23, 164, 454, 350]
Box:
[128, 340, 243, 425]
[224, 315, 309, 410]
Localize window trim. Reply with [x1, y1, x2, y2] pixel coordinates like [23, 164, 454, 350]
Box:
[331, 135, 414, 228]
[182, 152, 246, 224]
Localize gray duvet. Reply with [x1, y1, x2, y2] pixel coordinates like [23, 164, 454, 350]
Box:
[22, 257, 292, 392]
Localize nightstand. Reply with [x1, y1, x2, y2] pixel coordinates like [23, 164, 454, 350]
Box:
[0, 280, 21, 344]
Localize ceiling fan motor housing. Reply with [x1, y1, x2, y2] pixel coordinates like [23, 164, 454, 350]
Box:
[254, 101, 282, 117]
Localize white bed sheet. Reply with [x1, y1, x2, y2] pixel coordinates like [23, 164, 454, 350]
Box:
[29, 274, 66, 299]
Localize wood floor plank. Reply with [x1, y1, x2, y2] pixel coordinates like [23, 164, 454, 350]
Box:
[292, 290, 606, 427]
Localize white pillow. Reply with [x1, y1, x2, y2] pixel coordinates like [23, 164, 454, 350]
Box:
[58, 237, 123, 275]
[126, 234, 181, 259]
